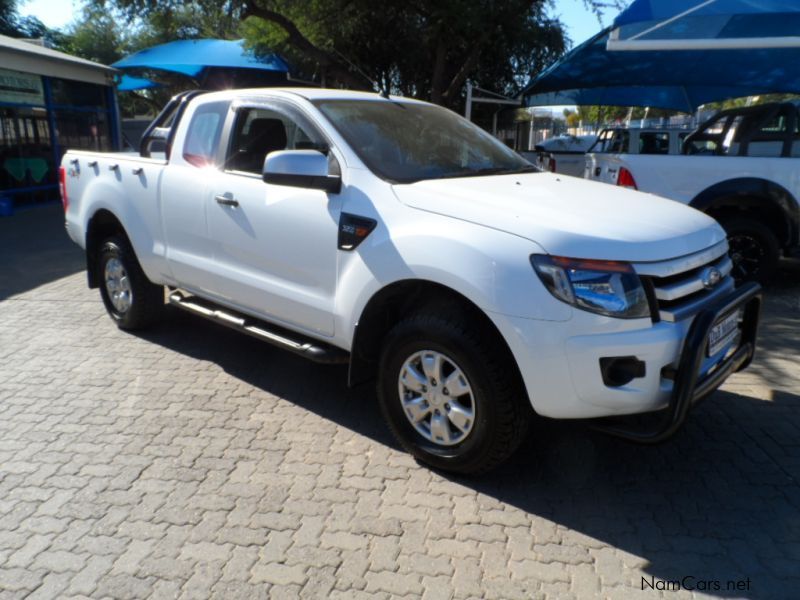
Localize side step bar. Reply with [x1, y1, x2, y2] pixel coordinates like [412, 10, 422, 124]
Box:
[168, 291, 349, 365]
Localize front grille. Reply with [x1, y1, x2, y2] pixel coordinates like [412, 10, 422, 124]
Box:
[634, 241, 734, 322]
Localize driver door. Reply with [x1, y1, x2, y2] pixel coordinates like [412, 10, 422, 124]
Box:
[205, 102, 341, 336]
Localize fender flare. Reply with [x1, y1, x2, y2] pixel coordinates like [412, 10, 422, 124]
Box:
[689, 178, 799, 248]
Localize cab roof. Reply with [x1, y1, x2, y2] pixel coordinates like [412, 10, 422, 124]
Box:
[199, 87, 428, 105]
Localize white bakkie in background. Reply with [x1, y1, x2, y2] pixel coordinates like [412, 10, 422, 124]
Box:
[60, 88, 761, 474]
[586, 102, 800, 283]
[530, 134, 597, 177]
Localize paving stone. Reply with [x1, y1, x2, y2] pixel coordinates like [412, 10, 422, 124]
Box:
[221, 545, 259, 582]
[112, 539, 155, 575]
[95, 573, 155, 599]
[0, 567, 45, 592]
[31, 549, 88, 573]
[6, 534, 52, 569]
[66, 555, 115, 596]
[364, 570, 424, 596]
[25, 571, 72, 600]
[250, 563, 308, 586]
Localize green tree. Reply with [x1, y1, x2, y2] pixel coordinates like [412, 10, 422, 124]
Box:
[703, 94, 800, 111]
[1, 0, 50, 39]
[58, 6, 126, 65]
[240, 0, 567, 108]
[89, 0, 621, 109]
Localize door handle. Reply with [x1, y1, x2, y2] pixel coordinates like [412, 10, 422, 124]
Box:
[215, 194, 239, 207]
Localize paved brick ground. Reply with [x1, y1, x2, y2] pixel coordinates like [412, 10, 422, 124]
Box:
[1, 205, 799, 599]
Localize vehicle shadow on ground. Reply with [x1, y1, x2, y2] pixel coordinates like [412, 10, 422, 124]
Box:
[0, 205, 84, 301]
[135, 303, 800, 600]
[471, 389, 800, 599]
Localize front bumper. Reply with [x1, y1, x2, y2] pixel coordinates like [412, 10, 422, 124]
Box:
[592, 281, 762, 443]
[491, 281, 762, 430]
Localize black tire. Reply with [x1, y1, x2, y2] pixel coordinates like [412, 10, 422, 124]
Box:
[97, 235, 164, 330]
[377, 312, 530, 475]
[720, 217, 780, 284]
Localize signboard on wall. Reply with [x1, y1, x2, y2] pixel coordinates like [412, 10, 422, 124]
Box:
[0, 67, 45, 106]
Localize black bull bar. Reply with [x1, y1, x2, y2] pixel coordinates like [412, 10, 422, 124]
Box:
[593, 281, 762, 443]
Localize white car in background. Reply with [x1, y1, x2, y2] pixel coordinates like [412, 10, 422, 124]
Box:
[532, 134, 597, 177]
[589, 127, 690, 157]
[585, 103, 800, 282]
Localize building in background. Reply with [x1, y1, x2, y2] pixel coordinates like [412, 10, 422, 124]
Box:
[0, 35, 120, 213]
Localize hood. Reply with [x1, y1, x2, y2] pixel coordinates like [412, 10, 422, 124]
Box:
[391, 172, 725, 262]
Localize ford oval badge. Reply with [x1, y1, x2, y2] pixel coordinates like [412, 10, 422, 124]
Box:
[701, 267, 722, 289]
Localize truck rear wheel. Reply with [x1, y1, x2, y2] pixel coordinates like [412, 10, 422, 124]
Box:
[98, 235, 164, 330]
[720, 217, 779, 283]
[377, 312, 530, 474]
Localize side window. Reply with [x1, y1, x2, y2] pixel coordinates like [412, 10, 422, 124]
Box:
[590, 130, 614, 153]
[607, 130, 629, 153]
[723, 115, 747, 155]
[758, 114, 787, 135]
[638, 132, 669, 155]
[182, 101, 228, 167]
[225, 105, 329, 175]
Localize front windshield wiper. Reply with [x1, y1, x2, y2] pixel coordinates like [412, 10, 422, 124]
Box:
[473, 165, 540, 176]
[430, 164, 540, 180]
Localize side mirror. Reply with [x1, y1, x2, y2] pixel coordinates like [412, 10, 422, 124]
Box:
[262, 150, 341, 194]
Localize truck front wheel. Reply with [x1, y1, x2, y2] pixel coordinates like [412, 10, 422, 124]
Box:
[98, 235, 164, 330]
[377, 312, 530, 474]
[720, 217, 779, 283]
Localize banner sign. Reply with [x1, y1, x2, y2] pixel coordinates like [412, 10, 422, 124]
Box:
[0, 68, 45, 106]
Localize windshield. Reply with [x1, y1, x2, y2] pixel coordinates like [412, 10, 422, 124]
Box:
[313, 99, 535, 183]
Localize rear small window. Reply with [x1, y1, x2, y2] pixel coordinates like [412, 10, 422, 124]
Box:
[592, 130, 629, 153]
[183, 101, 228, 167]
[638, 132, 670, 155]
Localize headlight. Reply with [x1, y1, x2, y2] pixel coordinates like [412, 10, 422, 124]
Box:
[531, 255, 650, 319]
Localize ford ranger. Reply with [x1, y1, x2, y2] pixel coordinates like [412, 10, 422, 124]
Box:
[60, 89, 761, 474]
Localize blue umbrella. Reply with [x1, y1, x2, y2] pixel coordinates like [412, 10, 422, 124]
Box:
[116, 74, 161, 91]
[112, 39, 289, 79]
[523, 0, 800, 112]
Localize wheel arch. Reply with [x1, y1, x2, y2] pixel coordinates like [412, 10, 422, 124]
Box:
[689, 178, 799, 249]
[348, 279, 525, 395]
[85, 209, 131, 288]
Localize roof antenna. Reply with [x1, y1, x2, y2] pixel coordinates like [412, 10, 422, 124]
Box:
[334, 50, 389, 97]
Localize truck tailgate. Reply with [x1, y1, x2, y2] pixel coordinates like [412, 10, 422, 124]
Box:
[584, 153, 623, 185]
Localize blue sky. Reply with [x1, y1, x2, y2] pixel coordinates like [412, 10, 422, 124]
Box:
[19, 0, 615, 48]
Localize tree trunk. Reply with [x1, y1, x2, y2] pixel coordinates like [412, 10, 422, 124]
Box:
[242, 1, 371, 90]
[430, 38, 447, 105]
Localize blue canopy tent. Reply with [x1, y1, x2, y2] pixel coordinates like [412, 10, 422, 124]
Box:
[116, 74, 161, 92]
[112, 39, 291, 90]
[609, 0, 800, 51]
[523, 0, 800, 112]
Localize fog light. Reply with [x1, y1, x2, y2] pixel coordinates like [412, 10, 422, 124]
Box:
[600, 356, 646, 387]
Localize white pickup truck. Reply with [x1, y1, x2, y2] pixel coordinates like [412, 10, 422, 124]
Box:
[586, 102, 800, 282]
[60, 88, 761, 473]
[531, 134, 597, 178]
[589, 127, 689, 157]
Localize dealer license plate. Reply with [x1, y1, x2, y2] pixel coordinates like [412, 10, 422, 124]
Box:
[707, 309, 742, 357]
